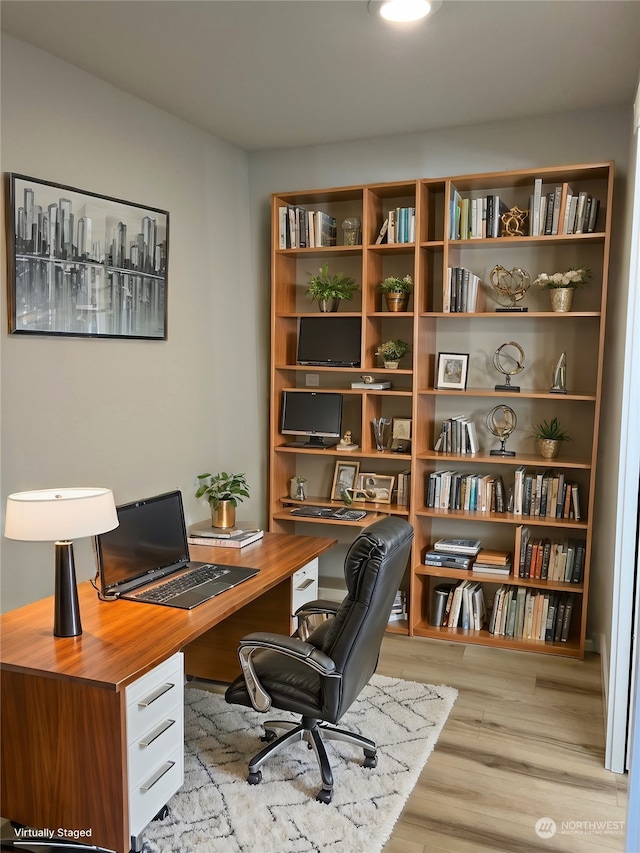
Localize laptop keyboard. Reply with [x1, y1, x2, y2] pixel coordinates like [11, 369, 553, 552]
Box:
[290, 505, 367, 521]
[135, 564, 227, 603]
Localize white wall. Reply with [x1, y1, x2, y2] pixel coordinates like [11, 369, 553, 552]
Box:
[0, 34, 264, 610]
[248, 107, 635, 638]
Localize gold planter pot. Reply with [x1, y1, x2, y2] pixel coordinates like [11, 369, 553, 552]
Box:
[539, 439, 561, 459]
[550, 288, 574, 312]
[213, 500, 235, 529]
[384, 292, 409, 312]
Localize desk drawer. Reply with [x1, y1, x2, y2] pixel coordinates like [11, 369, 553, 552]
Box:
[292, 559, 318, 615]
[126, 653, 183, 745]
[128, 710, 184, 790]
[129, 744, 184, 838]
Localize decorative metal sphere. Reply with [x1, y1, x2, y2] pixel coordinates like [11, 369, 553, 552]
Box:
[486, 405, 517, 440]
[493, 341, 525, 378]
[490, 265, 531, 308]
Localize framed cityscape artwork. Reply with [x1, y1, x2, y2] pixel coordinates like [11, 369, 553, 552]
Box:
[6, 174, 169, 339]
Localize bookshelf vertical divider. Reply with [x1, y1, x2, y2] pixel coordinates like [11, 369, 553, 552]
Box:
[270, 163, 613, 658]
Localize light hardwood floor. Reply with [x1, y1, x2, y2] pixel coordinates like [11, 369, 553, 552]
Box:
[377, 634, 628, 853]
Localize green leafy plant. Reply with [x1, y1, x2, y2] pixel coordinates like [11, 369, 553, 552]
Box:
[380, 274, 413, 294]
[531, 418, 571, 442]
[305, 263, 358, 303]
[533, 267, 591, 289]
[195, 471, 250, 509]
[376, 339, 410, 361]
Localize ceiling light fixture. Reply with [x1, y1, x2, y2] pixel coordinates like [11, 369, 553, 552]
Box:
[369, 0, 442, 23]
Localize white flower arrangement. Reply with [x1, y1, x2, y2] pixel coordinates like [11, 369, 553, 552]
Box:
[533, 267, 591, 289]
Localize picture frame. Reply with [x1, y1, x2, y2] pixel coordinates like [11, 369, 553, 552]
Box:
[344, 488, 370, 503]
[435, 352, 469, 391]
[391, 417, 412, 452]
[357, 473, 396, 504]
[7, 173, 169, 339]
[331, 460, 360, 501]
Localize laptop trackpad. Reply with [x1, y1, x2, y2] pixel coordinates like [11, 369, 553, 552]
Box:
[169, 580, 232, 609]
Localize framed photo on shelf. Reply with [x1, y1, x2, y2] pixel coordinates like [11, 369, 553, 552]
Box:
[358, 473, 395, 504]
[391, 417, 412, 452]
[435, 352, 469, 391]
[331, 460, 360, 501]
[7, 173, 169, 339]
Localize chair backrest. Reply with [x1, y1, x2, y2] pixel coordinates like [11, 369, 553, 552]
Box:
[319, 517, 413, 722]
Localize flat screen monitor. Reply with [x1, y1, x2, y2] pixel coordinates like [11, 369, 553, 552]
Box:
[297, 316, 361, 367]
[94, 490, 189, 596]
[280, 390, 343, 448]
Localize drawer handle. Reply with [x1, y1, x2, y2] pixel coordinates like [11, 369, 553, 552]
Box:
[140, 760, 175, 792]
[139, 719, 176, 748]
[138, 682, 174, 708]
[296, 578, 314, 591]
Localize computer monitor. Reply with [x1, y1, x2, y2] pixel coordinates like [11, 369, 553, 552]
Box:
[280, 390, 343, 448]
[297, 316, 361, 367]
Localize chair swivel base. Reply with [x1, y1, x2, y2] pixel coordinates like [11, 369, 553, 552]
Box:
[246, 715, 377, 803]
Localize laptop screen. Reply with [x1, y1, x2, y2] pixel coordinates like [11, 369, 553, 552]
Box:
[95, 490, 190, 596]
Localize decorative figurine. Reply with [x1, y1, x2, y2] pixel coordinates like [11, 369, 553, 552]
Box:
[550, 352, 568, 394]
[338, 430, 358, 451]
[493, 341, 525, 392]
[501, 205, 529, 237]
[486, 405, 517, 457]
[490, 265, 530, 312]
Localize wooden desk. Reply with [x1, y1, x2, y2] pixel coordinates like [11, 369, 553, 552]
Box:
[1, 532, 335, 853]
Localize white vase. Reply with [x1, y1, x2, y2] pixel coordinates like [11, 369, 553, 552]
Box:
[384, 360, 399, 369]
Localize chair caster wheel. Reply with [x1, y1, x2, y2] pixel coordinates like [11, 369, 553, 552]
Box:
[247, 770, 262, 785]
[363, 750, 377, 768]
[316, 788, 333, 804]
[260, 730, 277, 742]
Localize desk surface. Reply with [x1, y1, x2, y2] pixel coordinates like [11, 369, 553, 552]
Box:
[0, 532, 335, 692]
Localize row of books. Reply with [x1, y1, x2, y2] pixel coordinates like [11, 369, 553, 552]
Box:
[433, 416, 479, 454]
[389, 589, 407, 622]
[425, 471, 507, 514]
[513, 467, 581, 520]
[449, 191, 509, 240]
[443, 267, 484, 313]
[375, 207, 415, 244]
[489, 586, 576, 643]
[396, 469, 411, 506]
[530, 180, 600, 237]
[515, 526, 585, 582]
[278, 205, 337, 249]
[438, 579, 486, 629]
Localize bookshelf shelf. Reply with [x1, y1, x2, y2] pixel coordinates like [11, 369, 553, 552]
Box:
[269, 163, 613, 659]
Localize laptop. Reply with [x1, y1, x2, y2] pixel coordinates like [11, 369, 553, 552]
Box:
[94, 490, 259, 609]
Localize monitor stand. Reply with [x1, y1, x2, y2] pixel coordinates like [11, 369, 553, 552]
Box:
[285, 437, 338, 449]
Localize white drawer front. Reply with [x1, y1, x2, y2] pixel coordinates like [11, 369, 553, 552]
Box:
[292, 559, 318, 614]
[129, 744, 184, 838]
[126, 653, 183, 745]
[128, 709, 184, 790]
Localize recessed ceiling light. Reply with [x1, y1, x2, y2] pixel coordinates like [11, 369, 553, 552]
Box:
[369, 0, 442, 23]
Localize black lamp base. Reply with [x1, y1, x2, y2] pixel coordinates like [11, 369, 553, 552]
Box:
[54, 541, 82, 637]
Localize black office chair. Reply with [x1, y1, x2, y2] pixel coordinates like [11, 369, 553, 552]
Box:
[224, 517, 414, 803]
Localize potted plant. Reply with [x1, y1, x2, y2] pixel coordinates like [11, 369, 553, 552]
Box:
[531, 417, 571, 459]
[305, 263, 358, 312]
[533, 267, 590, 313]
[380, 274, 413, 312]
[376, 339, 410, 369]
[195, 471, 250, 528]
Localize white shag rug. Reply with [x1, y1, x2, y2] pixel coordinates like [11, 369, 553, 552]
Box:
[142, 674, 457, 853]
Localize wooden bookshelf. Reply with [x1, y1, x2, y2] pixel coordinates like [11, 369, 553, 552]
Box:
[269, 163, 614, 658]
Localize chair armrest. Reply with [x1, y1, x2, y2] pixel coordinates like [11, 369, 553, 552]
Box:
[294, 599, 341, 618]
[238, 632, 337, 713]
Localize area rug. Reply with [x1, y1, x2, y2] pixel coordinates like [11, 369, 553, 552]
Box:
[142, 674, 457, 853]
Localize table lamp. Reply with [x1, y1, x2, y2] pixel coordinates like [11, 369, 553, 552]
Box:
[4, 487, 118, 637]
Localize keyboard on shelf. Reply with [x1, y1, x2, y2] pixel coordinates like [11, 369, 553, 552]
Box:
[136, 564, 226, 603]
[290, 505, 368, 521]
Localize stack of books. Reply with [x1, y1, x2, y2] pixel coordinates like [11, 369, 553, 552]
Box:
[389, 590, 407, 622]
[423, 538, 481, 570]
[188, 522, 264, 549]
[472, 549, 512, 576]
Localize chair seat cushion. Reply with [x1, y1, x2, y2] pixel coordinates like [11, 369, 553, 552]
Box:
[225, 648, 326, 718]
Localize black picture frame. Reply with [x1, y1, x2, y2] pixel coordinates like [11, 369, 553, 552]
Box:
[6, 173, 169, 339]
[435, 352, 469, 390]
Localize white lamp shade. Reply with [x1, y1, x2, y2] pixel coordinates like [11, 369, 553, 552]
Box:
[4, 488, 119, 542]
